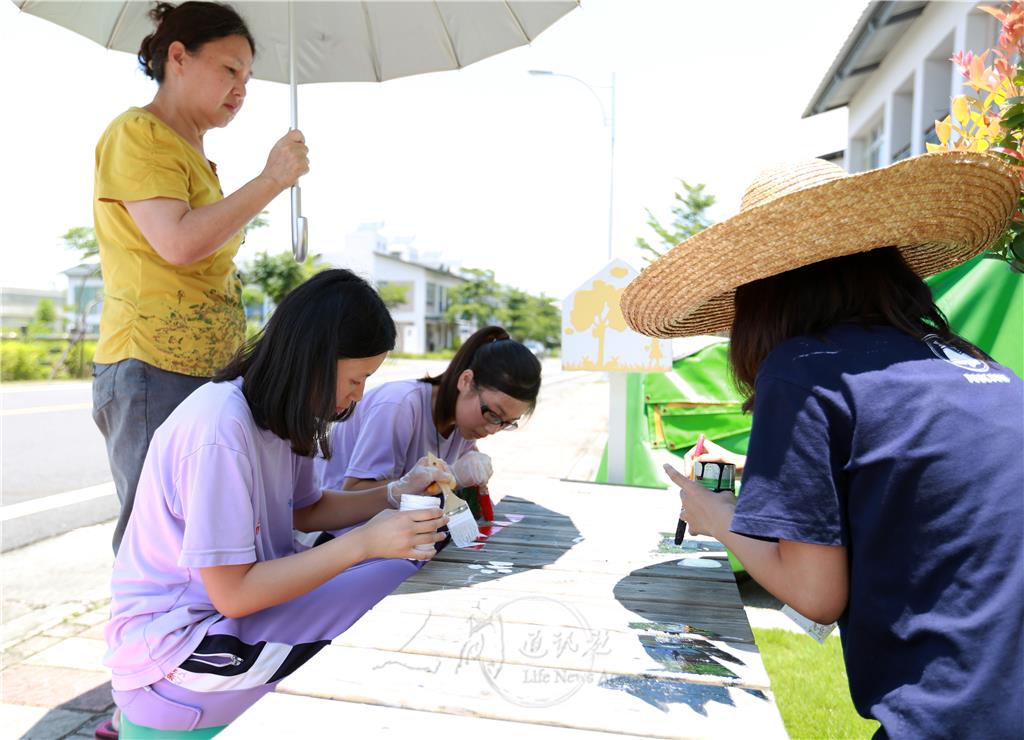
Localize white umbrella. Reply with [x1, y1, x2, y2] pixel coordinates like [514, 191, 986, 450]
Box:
[13, 0, 579, 259]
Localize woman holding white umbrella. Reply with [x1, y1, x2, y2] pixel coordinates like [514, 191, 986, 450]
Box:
[91, 1, 309, 558]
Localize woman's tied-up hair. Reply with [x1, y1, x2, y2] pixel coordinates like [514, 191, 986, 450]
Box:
[138, 1, 255, 83]
[423, 326, 542, 430]
[214, 269, 397, 458]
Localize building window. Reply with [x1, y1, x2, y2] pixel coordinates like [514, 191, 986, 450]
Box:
[426, 282, 438, 313]
[863, 122, 883, 171]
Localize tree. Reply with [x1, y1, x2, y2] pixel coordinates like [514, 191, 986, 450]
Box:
[61, 226, 99, 260]
[445, 268, 509, 328]
[378, 283, 410, 311]
[635, 180, 715, 263]
[240, 251, 324, 307]
[506, 288, 561, 348]
[53, 226, 102, 378]
[26, 298, 57, 338]
[244, 210, 270, 236]
[33, 298, 56, 325]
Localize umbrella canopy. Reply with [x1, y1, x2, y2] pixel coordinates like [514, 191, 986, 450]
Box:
[13, 0, 579, 257]
[14, 1, 578, 83]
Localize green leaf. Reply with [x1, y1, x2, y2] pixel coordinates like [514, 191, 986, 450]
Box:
[1000, 113, 1024, 130]
[1002, 103, 1024, 119]
[1010, 230, 1024, 262]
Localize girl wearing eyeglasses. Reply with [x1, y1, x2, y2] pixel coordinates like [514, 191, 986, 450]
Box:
[316, 325, 542, 501]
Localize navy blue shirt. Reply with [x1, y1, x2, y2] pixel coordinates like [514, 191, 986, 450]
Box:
[732, 324, 1023, 739]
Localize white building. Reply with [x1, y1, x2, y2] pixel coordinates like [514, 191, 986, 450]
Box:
[320, 223, 469, 354]
[805, 1, 1001, 172]
[0, 286, 65, 333]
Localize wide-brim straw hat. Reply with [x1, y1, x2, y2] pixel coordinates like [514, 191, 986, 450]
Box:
[621, 151, 1020, 338]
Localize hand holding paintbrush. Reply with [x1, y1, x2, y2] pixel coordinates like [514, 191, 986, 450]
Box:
[424, 453, 480, 547]
[673, 434, 706, 544]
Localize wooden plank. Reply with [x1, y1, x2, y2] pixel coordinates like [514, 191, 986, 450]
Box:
[332, 609, 771, 689]
[369, 590, 756, 644]
[396, 560, 744, 612]
[366, 589, 753, 646]
[434, 543, 737, 583]
[276, 645, 787, 740]
[221, 692, 635, 739]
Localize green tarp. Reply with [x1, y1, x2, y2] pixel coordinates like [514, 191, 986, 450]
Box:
[595, 255, 1020, 574]
[597, 254, 1022, 488]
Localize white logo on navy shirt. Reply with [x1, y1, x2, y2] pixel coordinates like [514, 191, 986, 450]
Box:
[923, 334, 989, 372]
[922, 334, 1011, 384]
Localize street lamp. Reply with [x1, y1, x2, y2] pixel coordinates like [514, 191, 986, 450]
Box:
[529, 70, 616, 262]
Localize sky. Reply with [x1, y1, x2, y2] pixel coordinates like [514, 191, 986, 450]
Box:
[0, 0, 866, 300]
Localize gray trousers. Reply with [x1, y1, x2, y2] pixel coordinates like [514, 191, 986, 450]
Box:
[92, 359, 208, 553]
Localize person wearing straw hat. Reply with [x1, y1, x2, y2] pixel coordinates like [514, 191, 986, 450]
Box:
[91, 1, 309, 557]
[624, 151, 1023, 739]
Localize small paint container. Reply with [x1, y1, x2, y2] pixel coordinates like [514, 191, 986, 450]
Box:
[400, 493, 444, 552]
[693, 461, 736, 493]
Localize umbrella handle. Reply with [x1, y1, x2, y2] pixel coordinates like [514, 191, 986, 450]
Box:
[291, 185, 307, 262]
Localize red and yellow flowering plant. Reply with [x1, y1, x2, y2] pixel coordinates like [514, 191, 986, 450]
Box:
[929, 2, 1024, 271]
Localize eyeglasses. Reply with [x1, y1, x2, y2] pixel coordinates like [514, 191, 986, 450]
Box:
[480, 402, 519, 431]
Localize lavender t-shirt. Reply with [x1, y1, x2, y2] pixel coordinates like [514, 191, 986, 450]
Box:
[316, 379, 475, 490]
[104, 378, 320, 691]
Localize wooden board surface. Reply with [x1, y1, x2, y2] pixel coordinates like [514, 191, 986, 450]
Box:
[231, 479, 785, 738]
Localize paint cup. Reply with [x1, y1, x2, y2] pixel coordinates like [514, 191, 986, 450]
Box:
[400, 493, 444, 552]
[693, 461, 736, 493]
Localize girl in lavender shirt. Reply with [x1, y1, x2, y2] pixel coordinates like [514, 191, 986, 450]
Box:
[104, 270, 453, 732]
[316, 326, 543, 499]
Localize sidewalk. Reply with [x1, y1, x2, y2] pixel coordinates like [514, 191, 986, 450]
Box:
[0, 369, 796, 739]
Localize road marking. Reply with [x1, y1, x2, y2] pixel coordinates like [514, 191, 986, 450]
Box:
[1, 482, 115, 522]
[0, 402, 92, 417]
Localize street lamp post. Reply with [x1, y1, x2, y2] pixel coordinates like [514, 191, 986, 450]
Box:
[529, 70, 616, 261]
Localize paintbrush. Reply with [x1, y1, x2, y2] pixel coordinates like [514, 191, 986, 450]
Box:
[675, 434, 706, 546]
[426, 453, 480, 547]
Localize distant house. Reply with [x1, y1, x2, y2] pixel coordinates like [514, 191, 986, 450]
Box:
[0, 286, 65, 334]
[320, 223, 471, 354]
[62, 262, 103, 336]
[804, 1, 999, 172]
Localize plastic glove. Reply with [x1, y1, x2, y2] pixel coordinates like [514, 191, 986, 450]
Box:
[451, 451, 493, 488]
[386, 463, 457, 508]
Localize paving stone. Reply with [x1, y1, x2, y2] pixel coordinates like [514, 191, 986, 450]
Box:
[77, 608, 110, 627]
[80, 623, 107, 640]
[1, 703, 93, 740]
[23, 637, 106, 671]
[69, 710, 116, 738]
[2, 634, 62, 665]
[2, 663, 110, 711]
[43, 622, 91, 639]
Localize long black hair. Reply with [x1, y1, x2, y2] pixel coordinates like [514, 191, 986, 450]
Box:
[422, 326, 542, 430]
[730, 246, 988, 412]
[215, 269, 396, 457]
[139, 1, 255, 83]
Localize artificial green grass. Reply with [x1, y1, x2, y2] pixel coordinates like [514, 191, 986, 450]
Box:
[753, 628, 879, 739]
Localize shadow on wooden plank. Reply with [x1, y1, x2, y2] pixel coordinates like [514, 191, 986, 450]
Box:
[403, 496, 582, 594]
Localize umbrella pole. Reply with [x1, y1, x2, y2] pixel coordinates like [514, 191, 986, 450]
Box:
[289, 1, 308, 262]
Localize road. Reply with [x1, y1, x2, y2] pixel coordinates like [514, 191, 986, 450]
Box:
[0, 357, 568, 551]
